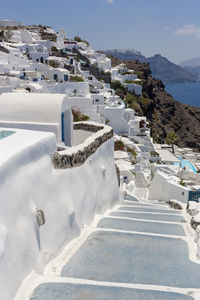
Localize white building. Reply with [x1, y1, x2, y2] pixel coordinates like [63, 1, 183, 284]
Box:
[104, 103, 147, 136]
[47, 68, 70, 82]
[0, 52, 30, 74]
[91, 93, 105, 105]
[104, 104, 129, 134]
[0, 93, 73, 146]
[124, 83, 142, 96]
[0, 20, 23, 27]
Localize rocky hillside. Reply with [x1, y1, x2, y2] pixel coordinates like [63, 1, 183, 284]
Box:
[145, 54, 197, 84]
[109, 56, 200, 151]
[179, 57, 200, 67]
[104, 49, 196, 84]
[182, 66, 200, 80]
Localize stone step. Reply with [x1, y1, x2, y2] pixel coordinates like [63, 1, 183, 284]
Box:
[97, 217, 185, 236]
[118, 206, 181, 215]
[124, 201, 168, 209]
[110, 211, 186, 223]
[30, 282, 193, 300]
[61, 231, 200, 289]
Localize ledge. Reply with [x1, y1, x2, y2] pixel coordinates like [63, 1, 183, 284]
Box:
[52, 122, 113, 169]
[73, 122, 104, 132]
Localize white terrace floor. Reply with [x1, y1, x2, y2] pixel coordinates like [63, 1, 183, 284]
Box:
[25, 194, 200, 300]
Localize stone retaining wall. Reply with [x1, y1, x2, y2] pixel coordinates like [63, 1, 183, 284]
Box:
[52, 122, 113, 169]
[73, 123, 104, 132]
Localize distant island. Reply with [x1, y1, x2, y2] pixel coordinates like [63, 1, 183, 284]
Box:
[103, 49, 197, 84]
[179, 57, 200, 81]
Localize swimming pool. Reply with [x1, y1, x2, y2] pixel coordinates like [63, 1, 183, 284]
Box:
[173, 156, 197, 173]
[0, 130, 15, 140]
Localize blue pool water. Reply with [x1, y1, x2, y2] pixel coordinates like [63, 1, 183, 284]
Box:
[0, 131, 14, 140]
[173, 156, 197, 173]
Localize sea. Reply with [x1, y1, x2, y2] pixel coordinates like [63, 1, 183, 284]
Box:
[165, 82, 200, 107]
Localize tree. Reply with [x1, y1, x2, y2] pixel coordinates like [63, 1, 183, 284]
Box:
[51, 46, 58, 54]
[74, 36, 82, 42]
[48, 60, 60, 68]
[166, 131, 178, 153]
[74, 36, 89, 46]
[110, 80, 124, 91]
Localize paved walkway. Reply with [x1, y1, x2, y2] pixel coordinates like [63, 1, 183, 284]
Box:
[30, 195, 199, 300]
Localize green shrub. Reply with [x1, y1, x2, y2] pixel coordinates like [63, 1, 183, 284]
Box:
[114, 140, 125, 151]
[48, 60, 60, 68]
[150, 151, 159, 157]
[179, 178, 186, 186]
[74, 36, 89, 46]
[110, 80, 125, 91]
[72, 109, 89, 122]
[131, 102, 143, 115]
[127, 147, 137, 157]
[124, 93, 143, 115]
[74, 36, 82, 42]
[115, 88, 126, 97]
[138, 97, 150, 106]
[124, 79, 134, 84]
[105, 119, 110, 125]
[125, 93, 137, 105]
[51, 46, 58, 53]
[70, 75, 84, 82]
[135, 71, 143, 79]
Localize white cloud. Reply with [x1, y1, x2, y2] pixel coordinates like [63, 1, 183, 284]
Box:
[174, 24, 200, 38]
[106, 0, 114, 3]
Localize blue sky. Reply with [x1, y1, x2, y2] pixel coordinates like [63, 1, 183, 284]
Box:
[1, 0, 200, 63]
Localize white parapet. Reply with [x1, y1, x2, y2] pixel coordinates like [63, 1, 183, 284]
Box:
[149, 171, 190, 203]
[0, 127, 119, 300]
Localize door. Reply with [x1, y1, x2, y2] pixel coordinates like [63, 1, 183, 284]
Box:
[64, 74, 68, 82]
[61, 111, 72, 146]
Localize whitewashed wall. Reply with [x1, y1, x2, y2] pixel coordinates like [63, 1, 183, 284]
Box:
[149, 171, 190, 203]
[104, 105, 128, 134]
[0, 129, 119, 300]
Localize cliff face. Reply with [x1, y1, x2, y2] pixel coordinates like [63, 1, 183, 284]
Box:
[145, 54, 197, 83]
[113, 59, 200, 151]
[104, 50, 197, 83]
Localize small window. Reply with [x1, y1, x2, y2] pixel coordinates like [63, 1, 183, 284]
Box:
[95, 99, 99, 102]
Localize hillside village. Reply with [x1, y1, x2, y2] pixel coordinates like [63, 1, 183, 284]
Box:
[1, 20, 200, 300]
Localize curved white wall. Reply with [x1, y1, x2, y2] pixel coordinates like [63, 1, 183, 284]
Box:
[0, 130, 119, 300]
[149, 171, 190, 203]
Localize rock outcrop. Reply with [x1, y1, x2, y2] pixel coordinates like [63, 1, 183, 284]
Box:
[110, 57, 200, 151]
[104, 50, 197, 83]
